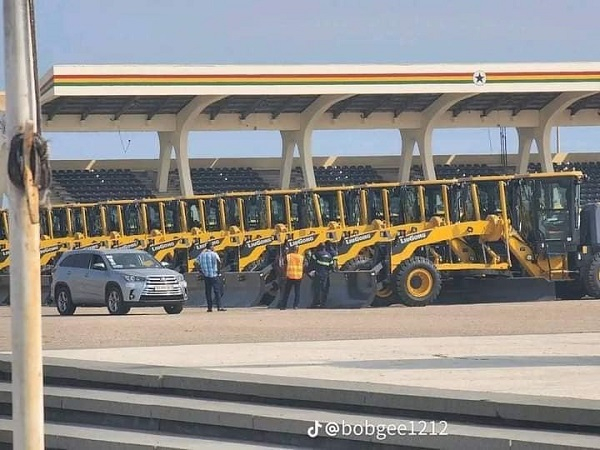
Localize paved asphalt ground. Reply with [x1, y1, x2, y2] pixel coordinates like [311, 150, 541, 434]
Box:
[0, 299, 599, 351]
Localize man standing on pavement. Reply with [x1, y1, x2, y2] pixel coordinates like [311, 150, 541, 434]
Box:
[278, 246, 304, 310]
[196, 241, 226, 312]
[309, 243, 335, 308]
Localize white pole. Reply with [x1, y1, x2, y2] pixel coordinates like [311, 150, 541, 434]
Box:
[3, 0, 45, 449]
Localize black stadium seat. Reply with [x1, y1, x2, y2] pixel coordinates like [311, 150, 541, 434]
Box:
[51, 159, 600, 206]
[52, 169, 154, 202]
[173, 167, 270, 194]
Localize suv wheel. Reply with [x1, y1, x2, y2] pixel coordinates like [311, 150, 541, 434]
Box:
[106, 285, 130, 315]
[55, 286, 76, 316]
[164, 304, 183, 315]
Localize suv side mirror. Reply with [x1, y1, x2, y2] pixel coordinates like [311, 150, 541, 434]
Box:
[161, 261, 172, 268]
[92, 262, 106, 271]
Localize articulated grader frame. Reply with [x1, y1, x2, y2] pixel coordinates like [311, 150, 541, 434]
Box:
[0, 170, 597, 309]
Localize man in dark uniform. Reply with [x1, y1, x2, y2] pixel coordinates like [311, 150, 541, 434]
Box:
[309, 243, 335, 308]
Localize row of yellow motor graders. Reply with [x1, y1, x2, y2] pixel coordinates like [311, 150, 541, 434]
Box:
[1, 171, 599, 308]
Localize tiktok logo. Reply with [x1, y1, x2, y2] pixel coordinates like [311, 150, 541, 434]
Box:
[307, 420, 322, 438]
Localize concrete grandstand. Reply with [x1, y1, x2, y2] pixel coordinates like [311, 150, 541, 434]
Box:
[1, 61, 598, 203]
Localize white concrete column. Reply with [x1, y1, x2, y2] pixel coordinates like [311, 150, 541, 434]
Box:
[402, 93, 476, 181]
[156, 131, 173, 192]
[398, 129, 417, 182]
[173, 131, 193, 197]
[515, 92, 595, 174]
[516, 127, 535, 174]
[415, 128, 436, 180]
[172, 95, 226, 197]
[297, 128, 317, 188]
[533, 127, 554, 172]
[279, 130, 298, 189]
[296, 94, 353, 189]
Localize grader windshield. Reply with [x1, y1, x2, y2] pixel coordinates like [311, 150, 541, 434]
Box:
[388, 186, 421, 225]
[366, 188, 385, 222]
[343, 189, 362, 227]
[163, 200, 182, 234]
[269, 194, 287, 226]
[51, 207, 70, 238]
[0, 211, 7, 240]
[241, 196, 268, 231]
[183, 200, 202, 230]
[317, 191, 341, 224]
[86, 205, 104, 237]
[424, 185, 446, 220]
[289, 193, 318, 229]
[455, 181, 504, 222]
[123, 203, 144, 236]
[203, 199, 222, 232]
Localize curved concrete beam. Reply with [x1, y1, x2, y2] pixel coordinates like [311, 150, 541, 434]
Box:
[167, 95, 227, 196]
[295, 94, 353, 188]
[400, 93, 476, 181]
[176, 95, 226, 133]
[156, 131, 174, 192]
[517, 91, 598, 173]
[279, 130, 299, 189]
[300, 94, 353, 128]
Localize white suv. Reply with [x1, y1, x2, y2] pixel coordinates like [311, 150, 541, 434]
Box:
[51, 248, 187, 315]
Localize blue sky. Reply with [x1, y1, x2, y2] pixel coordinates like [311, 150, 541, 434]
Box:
[2, 0, 600, 161]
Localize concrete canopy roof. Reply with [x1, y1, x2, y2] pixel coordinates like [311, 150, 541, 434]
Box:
[39, 62, 600, 132]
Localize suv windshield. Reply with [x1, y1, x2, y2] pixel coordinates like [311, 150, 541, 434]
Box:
[105, 252, 162, 270]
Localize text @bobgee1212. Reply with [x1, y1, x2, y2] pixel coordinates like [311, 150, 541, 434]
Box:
[307, 419, 448, 440]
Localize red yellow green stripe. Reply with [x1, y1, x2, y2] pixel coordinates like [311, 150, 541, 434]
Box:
[41, 71, 600, 95]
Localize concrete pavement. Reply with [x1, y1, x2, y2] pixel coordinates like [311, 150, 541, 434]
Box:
[43, 332, 600, 400]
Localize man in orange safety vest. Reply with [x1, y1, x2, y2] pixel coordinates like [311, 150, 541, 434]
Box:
[277, 246, 304, 310]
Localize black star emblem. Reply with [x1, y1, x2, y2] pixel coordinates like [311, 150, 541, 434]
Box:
[475, 73, 485, 83]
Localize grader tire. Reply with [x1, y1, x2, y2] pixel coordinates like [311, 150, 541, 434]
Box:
[371, 286, 397, 307]
[393, 257, 441, 307]
[582, 252, 600, 299]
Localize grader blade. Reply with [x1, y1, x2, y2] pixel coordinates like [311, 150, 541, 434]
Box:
[437, 277, 557, 304]
[0, 275, 8, 305]
[326, 270, 378, 308]
[269, 270, 378, 309]
[183, 272, 264, 308]
[0, 275, 52, 306]
[41, 275, 52, 305]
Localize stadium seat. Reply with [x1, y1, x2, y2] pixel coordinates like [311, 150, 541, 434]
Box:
[52, 169, 154, 202]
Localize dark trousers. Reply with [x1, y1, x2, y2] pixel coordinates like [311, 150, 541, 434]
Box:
[204, 276, 223, 310]
[312, 275, 330, 307]
[278, 278, 302, 309]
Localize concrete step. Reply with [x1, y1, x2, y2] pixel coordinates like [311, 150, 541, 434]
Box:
[0, 382, 599, 449]
[8, 357, 597, 432]
[0, 418, 288, 450]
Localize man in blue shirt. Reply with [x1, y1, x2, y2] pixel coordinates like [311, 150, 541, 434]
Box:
[196, 242, 226, 312]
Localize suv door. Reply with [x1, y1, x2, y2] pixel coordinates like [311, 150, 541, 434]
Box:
[62, 253, 92, 303]
[84, 254, 110, 305]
